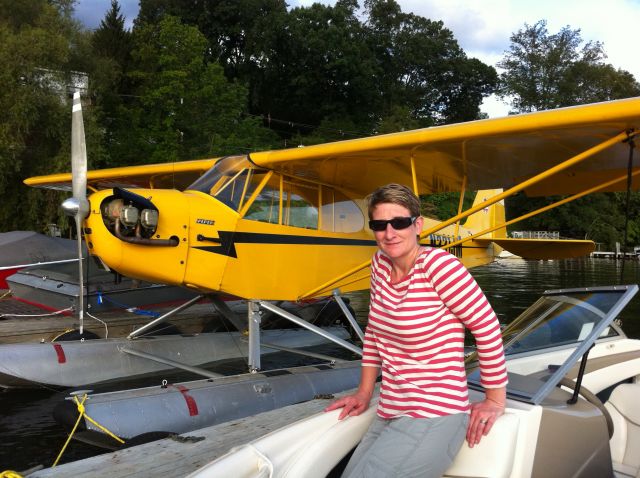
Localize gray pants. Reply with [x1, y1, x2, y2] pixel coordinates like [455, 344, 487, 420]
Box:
[342, 413, 469, 478]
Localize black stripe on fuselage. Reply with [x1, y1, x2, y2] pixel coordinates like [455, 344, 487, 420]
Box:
[193, 231, 378, 258]
[193, 231, 483, 258]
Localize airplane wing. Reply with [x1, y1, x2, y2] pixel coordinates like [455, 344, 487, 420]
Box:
[249, 97, 640, 197]
[24, 158, 218, 192]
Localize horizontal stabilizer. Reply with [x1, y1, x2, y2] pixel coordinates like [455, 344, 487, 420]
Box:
[476, 238, 595, 260]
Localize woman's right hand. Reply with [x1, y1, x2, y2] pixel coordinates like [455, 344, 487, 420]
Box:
[324, 390, 372, 420]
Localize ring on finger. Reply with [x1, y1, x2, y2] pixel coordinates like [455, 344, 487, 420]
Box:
[480, 419, 488, 425]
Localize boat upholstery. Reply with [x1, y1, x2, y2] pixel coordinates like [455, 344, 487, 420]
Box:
[443, 413, 520, 478]
[605, 383, 640, 477]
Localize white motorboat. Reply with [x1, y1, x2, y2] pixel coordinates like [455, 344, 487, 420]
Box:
[189, 285, 640, 478]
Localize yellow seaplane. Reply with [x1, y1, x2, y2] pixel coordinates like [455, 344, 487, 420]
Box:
[27, 96, 633, 305]
[8, 95, 637, 388]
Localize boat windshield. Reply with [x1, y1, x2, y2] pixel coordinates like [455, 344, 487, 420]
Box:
[466, 285, 638, 404]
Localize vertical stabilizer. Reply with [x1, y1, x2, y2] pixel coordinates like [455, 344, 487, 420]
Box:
[462, 190, 507, 239]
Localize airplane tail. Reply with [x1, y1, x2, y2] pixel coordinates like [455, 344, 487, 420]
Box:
[462, 189, 507, 239]
[463, 189, 595, 260]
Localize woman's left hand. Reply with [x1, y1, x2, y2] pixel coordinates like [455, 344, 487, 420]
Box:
[466, 387, 506, 448]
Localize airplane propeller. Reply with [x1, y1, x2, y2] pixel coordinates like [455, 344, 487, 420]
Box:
[61, 91, 90, 335]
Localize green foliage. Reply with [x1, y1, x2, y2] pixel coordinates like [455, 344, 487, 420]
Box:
[498, 20, 640, 112]
[0, 0, 78, 231]
[122, 15, 276, 163]
[505, 191, 640, 251]
[135, 0, 495, 138]
[364, 0, 497, 126]
[90, 0, 134, 169]
[251, 1, 380, 133]
[421, 192, 475, 221]
[497, 19, 640, 250]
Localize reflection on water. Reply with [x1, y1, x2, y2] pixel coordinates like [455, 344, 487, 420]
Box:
[0, 258, 638, 471]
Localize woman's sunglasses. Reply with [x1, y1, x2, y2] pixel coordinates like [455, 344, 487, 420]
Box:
[368, 216, 417, 232]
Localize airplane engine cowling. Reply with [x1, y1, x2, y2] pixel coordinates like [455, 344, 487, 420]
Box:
[85, 189, 190, 286]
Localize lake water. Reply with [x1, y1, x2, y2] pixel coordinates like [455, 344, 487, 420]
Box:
[1, 257, 639, 472]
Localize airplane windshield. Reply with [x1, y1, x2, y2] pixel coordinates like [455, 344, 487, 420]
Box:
[186, 155, 268, 210]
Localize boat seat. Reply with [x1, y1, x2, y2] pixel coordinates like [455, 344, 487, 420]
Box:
[442, 413, 520, 478]
[605, 383, 640, 478]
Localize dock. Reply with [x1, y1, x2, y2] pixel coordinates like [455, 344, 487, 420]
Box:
[0, 291, 216, 344]
[28, 389, 353, 477]
[590, 251, 640, 259]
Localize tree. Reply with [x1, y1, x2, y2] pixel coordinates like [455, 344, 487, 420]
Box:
[254, 0, 380, 133]
[136, 0, 288, 80]
[89, 0, 134, 168]
[0, 0, 82, 231]
[499, 20, 640, 250]
[498, 20, 640, 113]
[135, 0, 497, 140]
[124, 15, 275, 164]
[364, 0, 497, 127]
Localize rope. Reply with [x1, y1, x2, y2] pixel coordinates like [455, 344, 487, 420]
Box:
[0, 290, 11, 300]
[0, 307, 73, 319]
[53, 393, 125, 467]
[0, 471, 23, 478]
[86, 312, 109, 338]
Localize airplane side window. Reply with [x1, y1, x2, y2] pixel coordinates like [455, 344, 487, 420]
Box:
[320, 186, 364, 233]
[283, 181, 318, 230]
[244, 174, 280, 224]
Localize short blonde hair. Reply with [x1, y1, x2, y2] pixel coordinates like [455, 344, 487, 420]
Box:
[366, 183, 420, 220]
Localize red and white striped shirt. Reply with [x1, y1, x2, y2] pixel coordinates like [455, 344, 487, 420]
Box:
[363, 247, 508, 419]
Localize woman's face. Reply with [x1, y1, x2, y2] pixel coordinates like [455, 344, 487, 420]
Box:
[371, 202, 423, 261]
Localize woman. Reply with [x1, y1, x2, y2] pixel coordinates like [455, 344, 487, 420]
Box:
[325, 183, 508, 478]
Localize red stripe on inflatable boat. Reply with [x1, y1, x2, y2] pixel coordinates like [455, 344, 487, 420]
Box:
[174, 384, 198, 416]
[53, 343, 66, 363]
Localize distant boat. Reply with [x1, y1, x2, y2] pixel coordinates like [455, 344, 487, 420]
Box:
[0, 231, 78, 288]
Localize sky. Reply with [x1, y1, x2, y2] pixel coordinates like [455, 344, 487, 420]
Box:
[73, 0, 640, 118]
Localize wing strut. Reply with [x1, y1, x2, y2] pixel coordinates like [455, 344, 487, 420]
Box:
[620, 137, 636, 283]
[410, 154, 418, 195]
[298, 129, 630, 300]
[417, 130, 631, 240]
[453, 175, 467, 240]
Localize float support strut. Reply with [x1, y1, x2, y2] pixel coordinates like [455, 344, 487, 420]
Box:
[127, 294, 204, 340]
[259, 301, 362, 356]
[333, 289, 364, 342]
[248, 301, 261, 372]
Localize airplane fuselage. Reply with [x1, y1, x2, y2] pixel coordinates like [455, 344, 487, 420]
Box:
[84, 163, 503, 301]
